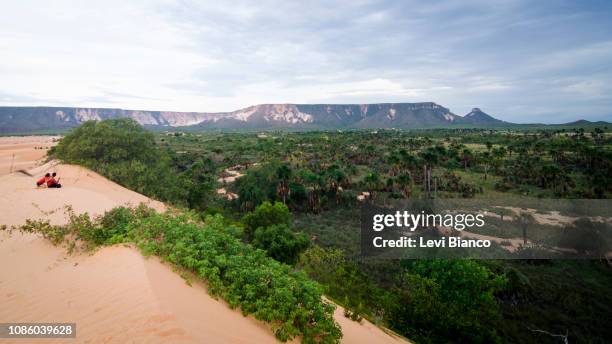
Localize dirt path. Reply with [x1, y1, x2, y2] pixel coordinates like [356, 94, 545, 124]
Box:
[216, 165, 244, 200]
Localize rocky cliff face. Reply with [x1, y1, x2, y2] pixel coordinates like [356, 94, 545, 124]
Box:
[0, 103, 507, 132]
[195, 102, 462, 129]
[0, 107, 225, 132]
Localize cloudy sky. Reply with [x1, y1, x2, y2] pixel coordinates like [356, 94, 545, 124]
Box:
[1, 0, 611, 123]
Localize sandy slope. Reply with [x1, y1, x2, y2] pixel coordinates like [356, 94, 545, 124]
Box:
[0, 161, 165, 227]
[0, 138, 408, 344]
[0, 233, 281, 343]
[0, 136, 59, 175]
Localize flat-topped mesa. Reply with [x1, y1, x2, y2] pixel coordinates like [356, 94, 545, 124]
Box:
[394, 101, 446, 110]
[239, 104, 315, 124]
[48, 107, 220, 127]
[1, 102, 512, 132]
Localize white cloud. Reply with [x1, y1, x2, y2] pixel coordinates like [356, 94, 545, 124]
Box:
[0, 0, 611, 122]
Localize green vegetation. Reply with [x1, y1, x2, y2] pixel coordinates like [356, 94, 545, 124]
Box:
[242, 201, 292, 239]
[156, 128, 611, 213]
[495, 260, 612, 343]
[17, 206, 341, 343]
[391, 260, 507, 343]
[50, 119, 215, 208]
[158, 126, 611, 343]
[298, 248, 509, 343]
[244, 201, 310, 264]
[50, 119, 184, 202]
[47, 119, 612, 343]
[253, 224, 309, 265]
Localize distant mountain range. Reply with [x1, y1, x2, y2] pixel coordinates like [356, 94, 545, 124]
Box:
[0, 103, 607, 133]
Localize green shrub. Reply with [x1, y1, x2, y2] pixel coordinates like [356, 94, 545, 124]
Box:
[233, 163, 282, 210]
[20, 206, 342, 343]
[298, 247, 388, 323]
[96, 207, 135, 244]
[242, 201, 291, 239]
[51, 119, 186, 203]
[389, 259, 508, 343]
[19, 219, 68, 245]
[252, 224, 310, 264]
[130, 211, 341, 343]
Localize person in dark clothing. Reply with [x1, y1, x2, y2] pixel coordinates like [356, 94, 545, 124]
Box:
[47, 172, 62, 188]
[36, 173, 50, 187]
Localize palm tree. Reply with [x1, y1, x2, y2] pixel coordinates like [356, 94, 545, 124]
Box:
[276, 164, 292, 203]
[364, 172, 381, 199]
[400, 151, 418, 175]
[387, 154, 401, 176]
[480, 151, 491, 180]
[517, 212, 535, 245]
[461, 148, 473, 171]
[386, 177, 395, 192]
[299, 169, 323, 212]
[396, 173, 412, 198]
[325, 167, 348, 204]
[238, 181, 262, 212]
[491, 147, 507, 174]
[539, 164, 561, 189]
[419, 148, 439, 197]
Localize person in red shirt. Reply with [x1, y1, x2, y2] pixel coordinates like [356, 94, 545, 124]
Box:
[47, 172, 62, 188]
[36, 173, 50, 187]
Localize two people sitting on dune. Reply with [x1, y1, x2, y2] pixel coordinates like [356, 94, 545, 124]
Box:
[36, 172, 62, 188]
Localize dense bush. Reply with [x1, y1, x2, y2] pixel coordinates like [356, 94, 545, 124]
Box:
[130, 211, 340, 343]
[389, 260, 508, 344]
[19, 206, 342, 343]
[298, 247, 390, 323]
[242, 202, 309, 264]
[233, 163, 281, 211]
[242, 201, 291, 239]
[253, 224, 310, 264]
[298, 247, 509, 343]
[51, 118, 156, 165]
[558, 218, 610, 256]
[51, 119, 186, 202]
[180, 158, 216, 210]
[92, 207, 135, 244]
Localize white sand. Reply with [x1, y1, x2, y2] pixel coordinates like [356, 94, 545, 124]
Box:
[0, 139, 408, 344]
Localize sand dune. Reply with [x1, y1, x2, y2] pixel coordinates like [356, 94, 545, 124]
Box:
[0, 137, 408, 344]
[0, 231, 407, 344]
[0, 136, 59, 175]
[0, 232, 288, 343]
[0, 161, 165, 227]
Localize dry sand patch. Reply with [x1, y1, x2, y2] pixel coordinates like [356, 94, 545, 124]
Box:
[0, 136, 59, 175]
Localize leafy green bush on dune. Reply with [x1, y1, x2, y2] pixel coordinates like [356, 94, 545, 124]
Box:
[51, 118, 156, 165]
[19, 206, 342, 343]
[50, 119, 186, 202]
